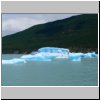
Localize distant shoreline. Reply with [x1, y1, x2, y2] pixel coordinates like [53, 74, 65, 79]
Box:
[2, 47, 98, 54]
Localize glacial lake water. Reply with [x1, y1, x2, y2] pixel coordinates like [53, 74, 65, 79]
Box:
[2, 54, 98, 86]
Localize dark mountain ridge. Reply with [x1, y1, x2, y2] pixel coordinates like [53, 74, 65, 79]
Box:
[2, 14, 98, 53]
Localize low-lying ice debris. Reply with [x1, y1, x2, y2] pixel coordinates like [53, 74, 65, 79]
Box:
[21, 53, 54, 61]
[2, 58, 26, 64]
[83, 52, 98, 58]
[69, 53, 83, 61]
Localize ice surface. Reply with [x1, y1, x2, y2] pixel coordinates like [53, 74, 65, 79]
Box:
[38, 47, 70, 54]
[38, 47, 69, 59]
[68, 52, 98, 61]
[69, 52, 84, 57]
[2, 47, 98, 64]
[21, 53, 53, 61]
[69, 53, 83, 61]
[2, 58, 26, 64]
[83, 52, 98, 58]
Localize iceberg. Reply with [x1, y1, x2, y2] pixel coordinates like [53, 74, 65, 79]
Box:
[38, 47, 69, 54]
[91, 52, 98, 57]
[83, 52, 98, 58]
[68, 52, 98, 61]
[2, 58, 26, 64]
[38, 47, 70, 58]
[2, 47, 98, 64]
[69, 53, 83, 61]
[21, 53, 53, 61]
[69, 52, 84, 57]
[20, 47, 70, 61]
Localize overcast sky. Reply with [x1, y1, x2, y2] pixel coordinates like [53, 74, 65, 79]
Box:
[2, 14, 79, 37]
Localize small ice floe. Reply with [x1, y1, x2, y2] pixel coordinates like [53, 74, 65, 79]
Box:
[2, 58, 26, 64]
[68, 52, 98, 61]
[69, 53, 83, 61]
[83, 52, 98, 58]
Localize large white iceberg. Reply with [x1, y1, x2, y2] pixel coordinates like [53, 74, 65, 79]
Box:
[38, 47, 70, 58]
[15, 47, 70, 62]
[2, 47, 98, 64]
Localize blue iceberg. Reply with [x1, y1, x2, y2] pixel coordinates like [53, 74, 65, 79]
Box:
[38, 47, 70, 58]
[68, 52, 98, 61]
[69, 53, 83, 61]
[2, 47, 98, 64]
[83, 52, 98, 58]
[38, 47, 69, 54]
[21, 53, 53, 61]
[20, 47, 70, 62]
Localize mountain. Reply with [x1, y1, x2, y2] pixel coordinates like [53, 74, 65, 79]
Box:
[2, 14, 98, 53]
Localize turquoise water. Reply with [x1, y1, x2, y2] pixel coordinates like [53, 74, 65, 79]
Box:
[2, 54, 98, 86]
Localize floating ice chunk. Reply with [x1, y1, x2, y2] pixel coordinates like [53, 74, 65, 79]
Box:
[83, 52, 98, 58]
[69, 52, 84, 57]
[83, 53, 92, 58]
[39, 52, 68, 59]
[27, 57, 52, 61]
[2, 58, 26, 64]
[37, 53, 56, 59]
[38, 47, 69, 58]
[91, 52, 98, 57]
[38, 47, 70, 54]
[21, 56, 52, 61]
[68, 52, 98, 61]
[69, 53, 83, 61]
[21, 53, 53, 61]
[2, 47, 98, 63]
